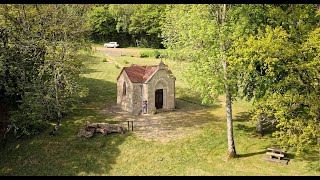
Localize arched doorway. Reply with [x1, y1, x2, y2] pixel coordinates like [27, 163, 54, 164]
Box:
[155, 89, 163, 109]
[154, 79, 167, 110]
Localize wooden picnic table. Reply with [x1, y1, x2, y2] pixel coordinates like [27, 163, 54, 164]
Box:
[264, 147, 289, 165]
[267, 147, 285, 154]
[266, 151, 284, 160]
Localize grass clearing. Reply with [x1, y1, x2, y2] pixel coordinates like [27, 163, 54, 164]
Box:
[0, 48, 319, 176]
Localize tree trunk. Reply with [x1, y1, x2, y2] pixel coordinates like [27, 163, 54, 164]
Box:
[256, 113, 264, 136]
[221, 4, 237, 159]
[223, 60, 237, 159]
[50, 65, 62, 135]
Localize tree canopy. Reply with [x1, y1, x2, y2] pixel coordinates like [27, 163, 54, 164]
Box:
[0, 4, 90, 136]
[232, 5, 320, 154]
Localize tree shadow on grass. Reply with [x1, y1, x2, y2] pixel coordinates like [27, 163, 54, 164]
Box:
[234, 113, 319, 172]
[0, 77, 129, 176]
[175, 98, 221, 111]
[0, 123, 130, 175]
[79, 77, 117, 107]
[234, 112, 258, 137]
[81, 68, 102, 75]
[298, 149, 320, 173]
[42, 132, 129, 175]
[235, 124, 255, 133]
[158, 100, 220, 130]
[175, 87, 221, 109]
[234, 111, 275, 138]
[55, 78, 128, 175]
[233, 111, 252, 122]
[238, 150, 268, 158]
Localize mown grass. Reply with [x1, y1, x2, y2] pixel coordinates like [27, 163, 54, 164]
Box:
[0, 48, 319, 176]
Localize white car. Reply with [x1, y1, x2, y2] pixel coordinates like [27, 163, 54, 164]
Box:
[104, 42, 119, 48]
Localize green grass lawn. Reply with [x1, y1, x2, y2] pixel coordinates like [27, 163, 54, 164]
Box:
[0, 48, 319, 176]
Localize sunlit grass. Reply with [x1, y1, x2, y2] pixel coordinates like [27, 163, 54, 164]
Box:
[0, 48, 319, 176]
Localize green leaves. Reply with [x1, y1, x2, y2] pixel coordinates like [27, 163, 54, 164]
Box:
[161, 5, 219, 89]
[232, 5, 320, 154]
[0, 5, 90, 136]
[162, 4, 320, 155]
[87, 5, 117, 40]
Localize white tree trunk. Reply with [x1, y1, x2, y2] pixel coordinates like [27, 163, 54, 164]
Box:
[221, 4, 237, 159]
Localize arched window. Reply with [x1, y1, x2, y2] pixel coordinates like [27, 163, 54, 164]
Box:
[123, 81, 126, 96]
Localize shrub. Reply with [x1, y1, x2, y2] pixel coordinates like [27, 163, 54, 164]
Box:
[140, 52, 149, 58]
[139, 50, 168, 59]
[160, 50, 169, 58]
[123, 60, 129, 64]
[153, 50, 161, 58]
[115, 64, 120, 69]
[102, 58, 108, 62]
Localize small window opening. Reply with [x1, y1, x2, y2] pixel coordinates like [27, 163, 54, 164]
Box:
[123, 81, 127, 95]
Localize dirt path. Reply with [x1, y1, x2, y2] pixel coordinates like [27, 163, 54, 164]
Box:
[95, 47, 142, 57]
[100, 99, 215, 143]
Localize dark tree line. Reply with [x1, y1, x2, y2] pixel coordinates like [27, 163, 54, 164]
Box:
[87, 4, 165, 48]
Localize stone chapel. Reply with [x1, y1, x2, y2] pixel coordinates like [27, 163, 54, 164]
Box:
[116, 59, 175, 114]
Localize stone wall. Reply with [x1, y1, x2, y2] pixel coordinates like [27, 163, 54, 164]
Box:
[117, 72, 133, 112]
[145, 69, 175, 114]
[131, 83, 143, 115]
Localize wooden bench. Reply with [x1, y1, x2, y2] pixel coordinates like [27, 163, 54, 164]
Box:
[266, 152, 284, 159]
[264, 147, 289, 165]
[267, 147, 285, 154]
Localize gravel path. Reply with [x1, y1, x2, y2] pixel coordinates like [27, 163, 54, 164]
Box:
[100, 99, 214, 143]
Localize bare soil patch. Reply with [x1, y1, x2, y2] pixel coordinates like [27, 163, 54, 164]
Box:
[100, 99, 216, 143]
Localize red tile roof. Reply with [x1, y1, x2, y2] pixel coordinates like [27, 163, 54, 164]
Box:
[124, 64, 158, 83]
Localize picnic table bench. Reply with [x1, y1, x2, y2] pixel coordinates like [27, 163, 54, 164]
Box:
[264, 147, 289, 165]
[266, 152, 284, 159]
[267, 147, 285, 154]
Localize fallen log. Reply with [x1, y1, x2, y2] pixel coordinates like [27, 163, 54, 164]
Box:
[78, 127, 94, 138]
[78, 121, 125, 138]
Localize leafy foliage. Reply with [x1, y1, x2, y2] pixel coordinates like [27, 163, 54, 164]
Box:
[86, 5, 117, 42]
[87, 4, 165, 48]
[162, 4, 320, 155]
[0, 5, 90, 136]
[233, 5, 320, 154]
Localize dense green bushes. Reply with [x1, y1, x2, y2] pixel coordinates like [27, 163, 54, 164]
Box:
[139, 50, 167, 58]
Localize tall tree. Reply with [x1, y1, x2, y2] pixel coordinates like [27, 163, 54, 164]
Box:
[0, 4, 90, 136]
[108, 4, 165, 48]
[108, 4, 134, 33]
[162, 4, 253, 159]
[129, 4, 165, 48]
[86, 5, 118, 42]
[217, 4, 237, 159]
